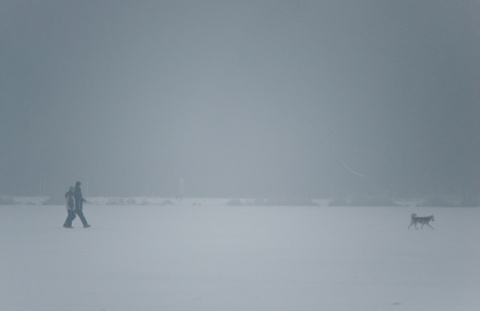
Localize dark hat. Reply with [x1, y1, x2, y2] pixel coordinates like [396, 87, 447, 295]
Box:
[75, 181, 81, 186]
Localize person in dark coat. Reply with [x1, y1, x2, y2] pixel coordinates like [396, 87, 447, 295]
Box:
[74, 181, 91, 228]
[63, 186, 76, 228]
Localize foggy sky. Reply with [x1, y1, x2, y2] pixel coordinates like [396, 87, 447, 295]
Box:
[1, 0, 479, 198]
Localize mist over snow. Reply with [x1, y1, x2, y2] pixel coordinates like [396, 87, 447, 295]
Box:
[1, 2, 480, 309]
[1, 0, 479, 199]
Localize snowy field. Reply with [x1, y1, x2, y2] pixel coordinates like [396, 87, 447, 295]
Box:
[1, 203, 479, 311]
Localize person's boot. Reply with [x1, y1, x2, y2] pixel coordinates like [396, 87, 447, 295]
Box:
[84, 224, 91, 228]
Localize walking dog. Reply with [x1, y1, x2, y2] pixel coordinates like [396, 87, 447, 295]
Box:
[409, 213, 434, 229]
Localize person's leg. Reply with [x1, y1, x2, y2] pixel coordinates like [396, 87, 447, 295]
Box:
[75, 208, 90, 227]
[63, 212, 70, 228]
[64, 211, 75, 228]
[68, 210, 76, 226]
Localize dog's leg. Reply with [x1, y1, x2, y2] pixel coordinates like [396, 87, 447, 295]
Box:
[426, 223, 434, 229]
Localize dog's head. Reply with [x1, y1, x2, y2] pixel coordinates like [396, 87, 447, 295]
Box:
[430, 215, 435, 221]
[411, 213, 417, 218]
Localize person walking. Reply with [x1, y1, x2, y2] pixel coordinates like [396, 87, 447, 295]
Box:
[74, 181, 91, 228]
[63, 186, 76, 228]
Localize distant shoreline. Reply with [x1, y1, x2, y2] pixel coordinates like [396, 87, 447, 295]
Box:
[2, 195, 478, 208]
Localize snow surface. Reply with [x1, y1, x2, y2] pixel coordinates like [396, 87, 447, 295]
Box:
[1, 203, 479, 311]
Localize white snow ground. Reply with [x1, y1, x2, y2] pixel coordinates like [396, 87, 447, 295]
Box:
[1, 203, 479, 311]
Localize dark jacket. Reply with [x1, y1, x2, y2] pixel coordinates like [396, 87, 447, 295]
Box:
[74, 187, 86, 210]
[65, 190, 75, 210]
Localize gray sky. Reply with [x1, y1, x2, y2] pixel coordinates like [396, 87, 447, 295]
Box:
[1, 0, 479, 198]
